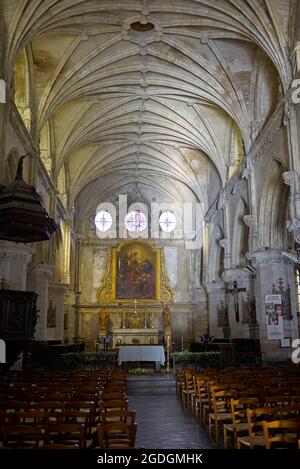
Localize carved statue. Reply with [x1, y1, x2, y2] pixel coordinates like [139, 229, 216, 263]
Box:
[162, 305, 171, 329]
[99, 308, 109, 330]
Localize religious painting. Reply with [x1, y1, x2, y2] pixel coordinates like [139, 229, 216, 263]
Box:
[116, 242, 156, 300]
[97, 240, 173, 304]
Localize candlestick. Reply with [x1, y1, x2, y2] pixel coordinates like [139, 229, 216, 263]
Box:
[167, 335, 170, 374]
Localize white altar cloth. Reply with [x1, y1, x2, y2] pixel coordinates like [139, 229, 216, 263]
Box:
[118, 345, 165, 366]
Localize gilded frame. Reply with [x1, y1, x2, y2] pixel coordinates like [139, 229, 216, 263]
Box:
[97, 240, 173, 304]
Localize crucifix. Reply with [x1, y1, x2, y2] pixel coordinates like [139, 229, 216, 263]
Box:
[226, 281, 246, 322]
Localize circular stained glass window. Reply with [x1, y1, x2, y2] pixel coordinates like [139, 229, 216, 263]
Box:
[159, 211, 176, 232]
[95, 210, 113, 232]
[125, 210, 147, 232]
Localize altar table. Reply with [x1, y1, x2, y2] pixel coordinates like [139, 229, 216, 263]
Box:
[118, 345, 165, 369]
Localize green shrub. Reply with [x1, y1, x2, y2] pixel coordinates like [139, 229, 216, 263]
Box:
[172, 351, 223, 369]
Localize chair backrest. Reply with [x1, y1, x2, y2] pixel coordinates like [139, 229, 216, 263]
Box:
[247, 407, 284, 448]
[212, 390, 237, 415]
[230, 398, 259, 428]
[15, 410, 49, 425]
[101, 400, 129, 412]
[45, 423, 86, 449]
[102, 392, 127, 401]
[263, 419, 300, 449]
[101, 410, 136, 424]
[3, 424, 43, 448]
[98, 422, 137, 448]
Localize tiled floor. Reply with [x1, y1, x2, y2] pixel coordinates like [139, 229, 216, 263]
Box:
[128, 377, 211, 449]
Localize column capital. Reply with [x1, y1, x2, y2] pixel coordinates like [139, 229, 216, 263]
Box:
[204, 281, 225, 293]
[282, 171, 298, 186]
[247, 248, 285, 267]
[29, 264, 54, 279]
[0, 241, 34, 264]
[222, 267, 251, 283]
[49, 282, 68, 294]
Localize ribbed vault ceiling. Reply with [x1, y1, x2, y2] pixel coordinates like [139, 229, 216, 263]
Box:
[3, 0, 295, 218]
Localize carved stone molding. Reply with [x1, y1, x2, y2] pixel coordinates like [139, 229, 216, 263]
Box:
[0, 242, 33, 264]
[247, 249, 285, 267]
[287, 218, 300, 243]
[217, 190, 229, 209]
[282, 171, 298, 186]
[28, 264, 54, 279]
[243, 215, 255, 227]
[219, 238, 229, 252]
[204, 281, 225, 294]
[49, 282, 68, 294]
[222, 267, 250, 283]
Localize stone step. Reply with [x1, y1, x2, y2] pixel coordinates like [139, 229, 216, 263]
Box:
[127, 375, 177, 395]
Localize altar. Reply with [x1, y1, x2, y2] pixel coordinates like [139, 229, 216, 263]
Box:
[118, 345, 165, 370]
[112, 328, 159, 348]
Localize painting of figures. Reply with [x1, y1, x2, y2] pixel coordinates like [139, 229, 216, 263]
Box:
[116, 242, 156, 299]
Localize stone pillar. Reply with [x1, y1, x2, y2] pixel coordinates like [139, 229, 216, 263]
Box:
[27, 264, 53, 341]
[0, 241, 33, 290]
[204, 281, 226, 337]
[249, 249, 299, 361]
[47, 283, 68, 342]
[223, 267, 253, 339]
[64, 289, 76, 342]
[283, 171, 300, 243]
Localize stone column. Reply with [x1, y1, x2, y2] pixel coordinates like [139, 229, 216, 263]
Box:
[223, 267, 253, 339]
[27, 264, 53, 341]
[64, 289, 76, 342]
[249, 249, 299, 361]
[0, 241, 33, 290]
[283, 171, 300, 243]
[47, 283, 68, 342]
[204, 281, 226, 337]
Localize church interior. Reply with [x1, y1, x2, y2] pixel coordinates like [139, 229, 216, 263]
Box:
[0, 0, 300, 453]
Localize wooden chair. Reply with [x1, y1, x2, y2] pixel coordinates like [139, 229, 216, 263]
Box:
[181, 371, 195, 409]
[263, 419, 300, 449]
[2, 424, 44, 448]
[101, 400, 129, 412]
[238, 407, 285, 449]
[101, 410, 136, 425]
[209, 389, 237, 448]
[224, 398, 259, 448]
[45, 424, 86, 449]
[15, 410, 49, 426]
[97, 422, 137, 449]
[41, 443, 76, 449]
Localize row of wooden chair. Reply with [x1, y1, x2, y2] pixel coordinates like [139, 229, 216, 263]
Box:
[0, 369, 138, 449]
[178, 367, 300, 449]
